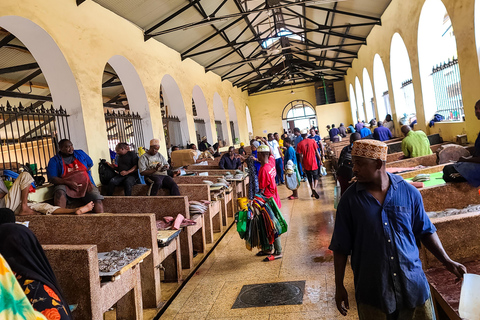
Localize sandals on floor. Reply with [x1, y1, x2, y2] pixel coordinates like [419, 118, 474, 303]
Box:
[263, 254, 283, 262]
[312, 190, 320, 199]
[256, 251, 274, 256]
[287, 195, 298, 200]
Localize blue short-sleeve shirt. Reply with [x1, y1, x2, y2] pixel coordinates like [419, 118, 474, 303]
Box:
[329, 173, 436, 314]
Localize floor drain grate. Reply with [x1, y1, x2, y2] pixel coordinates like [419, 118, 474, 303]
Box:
[232, 281, 305, 309]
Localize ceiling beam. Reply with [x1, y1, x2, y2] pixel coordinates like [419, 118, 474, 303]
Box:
[145, 0, 357, 37]
[102, 81, 123, 88]
[0, 69, 43, 98]
[144, 0, 202, 39]
[0, 34, 15, 49]
[0, 90, 52, 101]
[0, 63, 39, 75]
[76, 0, 86, 6]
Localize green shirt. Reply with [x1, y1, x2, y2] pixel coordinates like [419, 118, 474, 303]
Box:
[401, 130, 433, 158]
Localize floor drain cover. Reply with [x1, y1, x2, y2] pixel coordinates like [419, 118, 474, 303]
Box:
[232, 281, 305, 309]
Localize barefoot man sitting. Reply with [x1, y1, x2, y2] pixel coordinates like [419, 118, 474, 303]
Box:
[0, 171, 94, 216]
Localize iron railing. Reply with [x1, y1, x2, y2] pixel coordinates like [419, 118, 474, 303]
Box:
[162, 115, 183, 148]
[104, 110, 144, 152]
[0, 101, 70, 178]
[431, 58, 464, 121]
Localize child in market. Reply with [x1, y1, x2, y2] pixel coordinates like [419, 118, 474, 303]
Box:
[255, 137, 282, 261]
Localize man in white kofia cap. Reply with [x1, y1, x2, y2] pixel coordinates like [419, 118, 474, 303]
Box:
[138, 139, 180, 196]
[329, 139, 466, 319]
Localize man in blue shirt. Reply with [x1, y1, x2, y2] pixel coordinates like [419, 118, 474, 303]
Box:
[219, 146, 242, 170]
[293, 127, 305, 181]
[347, 124, 356, 133]
[47, 139, 104, 213]
[329, 124, 340, 142]
[283, 137, 298, 200]
[354, 120, 364, 133]
[359, 126, 372, 138]
[373, 121, 393, 141]
[329, 139, 466, 319]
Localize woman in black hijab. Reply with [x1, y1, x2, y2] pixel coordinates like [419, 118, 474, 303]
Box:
[0, 223, 72, 320]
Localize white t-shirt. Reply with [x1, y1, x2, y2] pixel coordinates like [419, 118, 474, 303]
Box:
[267, 140, 281, 159]
[384, 121, 394, 135]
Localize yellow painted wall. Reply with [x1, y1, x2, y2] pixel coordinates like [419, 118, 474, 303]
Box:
[248, 83, 353, 138]
[316, 102, 353, 138]
[344, 0, 480, 142]
[0, 0, 249, 183]
[429, 121, 468, 143]
[248, 84, 317, 137]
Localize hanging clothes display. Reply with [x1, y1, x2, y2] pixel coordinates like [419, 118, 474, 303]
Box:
[235, 194, 288, 251]
[246, 156, 259, 200]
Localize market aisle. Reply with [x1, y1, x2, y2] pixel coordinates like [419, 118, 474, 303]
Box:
[160, 174, 358, 320]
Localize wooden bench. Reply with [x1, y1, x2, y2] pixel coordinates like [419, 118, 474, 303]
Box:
[16, 213, 178, 309]
[43, 244, 145, 320]
[174, 175, 235, 218]
[102, 196, 205, 270]
[419, 212, 480, 320]
[106, 184, 222, 244]
[419, 182, 480, 212]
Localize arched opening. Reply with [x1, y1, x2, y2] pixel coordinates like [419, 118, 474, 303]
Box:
[161, 74, 189, 149]
[390, 33, 416, 124]
[355, 77, 366, 122]
[363, 68, 375, 122]
[245, 105, 253, 140]
[213, 92, 228, 147]
[102, 55, 151, 152]
[349, 84, 358, 124]
[373, 54, 391, 121]
[192, 85, 214, 146]
[228, 97, 240, 145]
[418, 0, 463, 122]
[281, 100, 317, 133]
[0, 16, 84, 179]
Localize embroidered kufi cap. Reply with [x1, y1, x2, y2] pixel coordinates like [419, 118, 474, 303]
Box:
[150, 139, 160, 146]
[351, 139, 388, 161]
[257, 144, 270, 153]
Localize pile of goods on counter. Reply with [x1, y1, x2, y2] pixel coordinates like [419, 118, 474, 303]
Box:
[427, 204, 480, 219]
[156, 215, 196, 230]
[189, 200, 209, 214]
[98, 247, 149, 273]
[224, 170, 247, 180]
[203, 178, 230, 188]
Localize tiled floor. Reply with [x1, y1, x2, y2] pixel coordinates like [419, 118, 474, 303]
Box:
[160, 175, 359, 320]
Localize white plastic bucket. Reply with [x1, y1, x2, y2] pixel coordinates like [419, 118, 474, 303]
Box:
[459, 273, 480, 320]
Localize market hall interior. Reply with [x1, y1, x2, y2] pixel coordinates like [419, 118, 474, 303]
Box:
[1, 0, 480, 319]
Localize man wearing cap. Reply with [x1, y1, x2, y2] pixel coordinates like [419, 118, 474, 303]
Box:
[329, 139, 466, 319]
[198, 136, 212, 152]
[293, 127, 306, 181]
[401, 125, 432, 158]
[238, 142, 247, 158]
[255, 137, 282, 261]
[250, 140, 262, 176]
[267, 133, 284, 185]
[139, 139, 180, 196]
[296, 130, 322, 198]
[338, 123, 347, 138]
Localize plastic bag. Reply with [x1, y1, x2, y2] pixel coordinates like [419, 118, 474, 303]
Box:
[334, 183, 341, 209]
[320, 165, 327, 176]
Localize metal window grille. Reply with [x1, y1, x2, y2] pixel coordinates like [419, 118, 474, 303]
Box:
[162, 115, 183, 148]
[194, 118, 206, 144]
[104, 110, 144, 152]
[230, 121, 236, 144]
[431, 58, 464, 121]
[215, 120, 225, 147]
[382, 90, 392, 116]
[192, 99, 197, 117]
[0, 101, 70, 178]
[400, 79, 416, 115]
